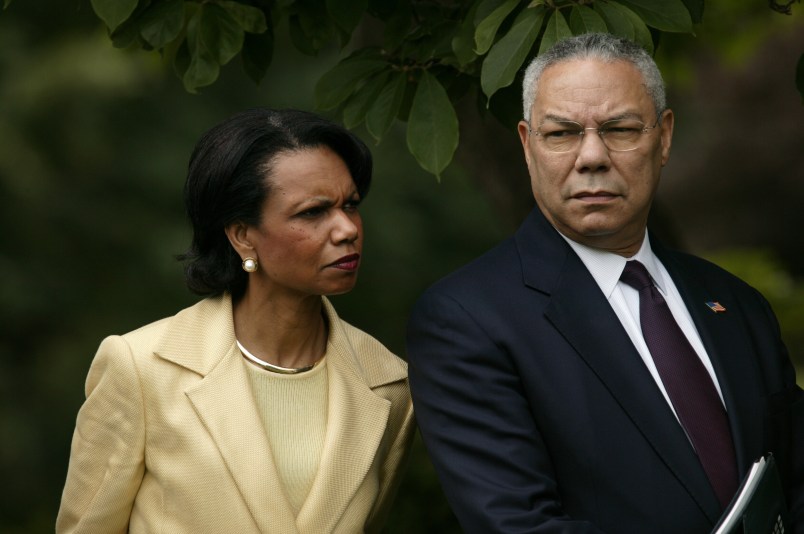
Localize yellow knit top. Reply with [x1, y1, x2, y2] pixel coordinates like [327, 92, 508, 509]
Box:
[242, 357, 328, 516]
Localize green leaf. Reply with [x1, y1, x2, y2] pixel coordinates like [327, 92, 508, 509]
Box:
[327, 0, 368, 34]
[366, 71, 408, 141]
[184, 53, 219, 93]
[378, 2, 413, 51]
[796, 52, 804, 105]
[452, 2, 481, 67]
[612, 3, 654, 54]
[594, 2, 634, 41]
[481, 6, 545, 101]
[139, 0, 184, 49]
[680, 0, 704, 24]
[4, 0, 12, 9]
[183, 10, 219, 92]
[173, 38, 191, 79]
[615, 0, 692, 33]
[569, 5, 607, 35]
[182, 4, 244, 92]
[217, 1, 268, 34]
[288, 6, 338, 55]
[288, 14, 317, 56]
[406, 71, 459, 178]
[474, 0, 520, 55]
[91, 0, 138, 32]
[200, 4, 244, 65]
[342, 72, 390, 129]
[242, 25, 274, 84]
[315, 54, 388, 110]
[538, 9, 572, 56]
[109, 7, 146, 48]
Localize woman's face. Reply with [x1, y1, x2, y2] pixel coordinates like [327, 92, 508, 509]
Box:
[243, 146, 363, 299]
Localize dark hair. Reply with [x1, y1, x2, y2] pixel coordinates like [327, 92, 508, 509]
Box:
[179, 108, 373, 297]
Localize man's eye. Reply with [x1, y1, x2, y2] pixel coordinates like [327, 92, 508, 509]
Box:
[544, 129, 580, 138]
[602, 126, 640, 134]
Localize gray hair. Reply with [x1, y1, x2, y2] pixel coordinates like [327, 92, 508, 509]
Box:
[521, 33, 666, 122]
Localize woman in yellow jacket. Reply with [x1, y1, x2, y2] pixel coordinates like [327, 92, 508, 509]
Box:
[57, 108, 415, 534]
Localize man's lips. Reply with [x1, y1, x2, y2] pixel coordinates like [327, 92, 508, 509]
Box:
[572, 191, 619, 202]
[328, 253, 360, 271]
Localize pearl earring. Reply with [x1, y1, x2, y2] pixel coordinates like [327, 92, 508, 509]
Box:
[242, 257, 258, 273]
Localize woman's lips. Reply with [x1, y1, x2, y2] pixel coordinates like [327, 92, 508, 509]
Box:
[328, 253, 360, 271]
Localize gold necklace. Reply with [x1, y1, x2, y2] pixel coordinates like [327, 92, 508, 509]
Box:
[236, 340, 323, 375]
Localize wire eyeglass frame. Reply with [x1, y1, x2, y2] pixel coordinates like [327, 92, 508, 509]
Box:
[528, 115, 662, 153]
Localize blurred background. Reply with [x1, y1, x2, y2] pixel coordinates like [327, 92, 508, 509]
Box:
[1, 1, 802, 532]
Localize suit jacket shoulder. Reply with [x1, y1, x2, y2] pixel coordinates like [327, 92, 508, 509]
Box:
[325, 298, 408, 389]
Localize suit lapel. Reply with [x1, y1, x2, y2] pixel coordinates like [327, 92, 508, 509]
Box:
[156, 295, 299, 534]
[156, 296, 400, 533]
[517, 210, 722, 523]
[656, 245, 765, 477]
[296, 301, 392, 533]
[185, 345, 299, 533]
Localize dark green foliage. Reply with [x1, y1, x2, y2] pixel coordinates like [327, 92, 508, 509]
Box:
[88, 0, 700, 175]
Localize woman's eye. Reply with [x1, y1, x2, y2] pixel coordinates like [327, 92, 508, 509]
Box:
[343, 199, 361, 212]
[298, 206, 325, 218]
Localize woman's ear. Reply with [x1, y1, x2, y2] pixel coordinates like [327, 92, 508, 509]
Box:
[224, 222, 254, 259]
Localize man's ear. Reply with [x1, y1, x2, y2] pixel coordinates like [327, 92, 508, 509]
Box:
[659, 108, 674, 167]
[224, 222, 254, 259]
[517, 120, 533, 167]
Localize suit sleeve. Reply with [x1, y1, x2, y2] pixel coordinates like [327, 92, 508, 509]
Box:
[56, 336, 146, 534]
[782, 355, 804, 533]
[756, 291, 804, 532]
[406, 290, 604, 533]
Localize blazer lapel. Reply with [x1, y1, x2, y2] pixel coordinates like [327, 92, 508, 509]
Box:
[295, 300, 393, 534]
[156, 295, 299, 534]
[517, 210, 722, 523]
[656, 245, 765, 477]
[185, 345, 299, 534]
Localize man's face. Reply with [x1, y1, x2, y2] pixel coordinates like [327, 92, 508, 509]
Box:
[518, 58, 674, 256]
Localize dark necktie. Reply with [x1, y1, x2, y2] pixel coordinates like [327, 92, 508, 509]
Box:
[620, 260, 738, 508]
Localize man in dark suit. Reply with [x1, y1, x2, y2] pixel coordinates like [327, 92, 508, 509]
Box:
[406, 33, 803, 533]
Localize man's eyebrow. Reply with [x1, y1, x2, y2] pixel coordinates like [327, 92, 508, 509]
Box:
[604, 111, 643, 122]
[538, 111, 645, 126]
[540, 113, 576, 124]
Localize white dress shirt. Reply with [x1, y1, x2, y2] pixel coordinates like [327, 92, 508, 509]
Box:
[561, 231, 726, 419]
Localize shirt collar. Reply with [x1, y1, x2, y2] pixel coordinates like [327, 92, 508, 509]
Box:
[560, 231, 667, 298]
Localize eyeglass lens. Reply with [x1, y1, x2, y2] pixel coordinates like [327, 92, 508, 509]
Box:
[537, 120, 651, 152]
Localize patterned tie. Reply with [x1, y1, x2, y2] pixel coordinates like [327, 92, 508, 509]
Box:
[620, 260, 738, 508]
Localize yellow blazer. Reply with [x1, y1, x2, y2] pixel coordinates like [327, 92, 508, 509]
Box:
[57, 295, 415, 534]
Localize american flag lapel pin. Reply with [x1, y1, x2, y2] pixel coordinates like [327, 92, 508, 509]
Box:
[705, 301, 727, 313]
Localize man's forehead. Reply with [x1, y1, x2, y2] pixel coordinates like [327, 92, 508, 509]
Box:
[531, 59, 651, 120]
[537, 59, 644, 93]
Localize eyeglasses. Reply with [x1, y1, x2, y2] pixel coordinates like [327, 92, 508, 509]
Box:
[529, 117, 660, 153]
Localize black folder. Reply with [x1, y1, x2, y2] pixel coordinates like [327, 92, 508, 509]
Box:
[712, 454, 790, 534]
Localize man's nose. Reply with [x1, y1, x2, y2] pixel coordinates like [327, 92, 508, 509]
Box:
[574, 130, 611, 173]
